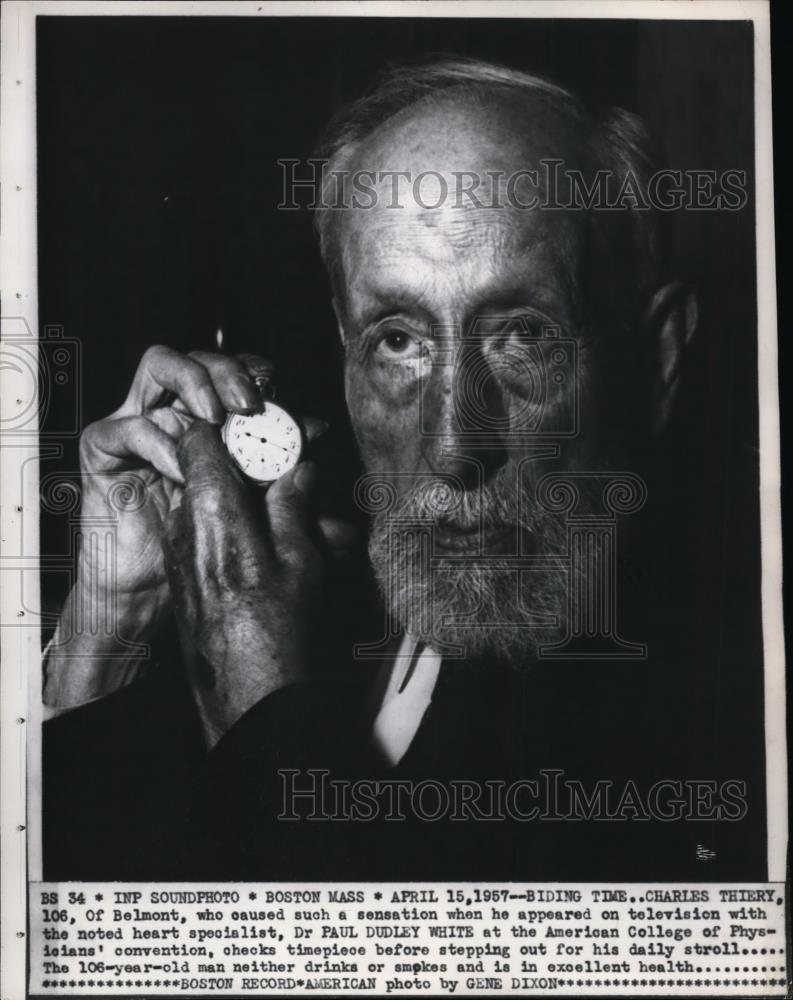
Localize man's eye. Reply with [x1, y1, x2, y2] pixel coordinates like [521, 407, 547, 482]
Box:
[376, 330, 423, 359]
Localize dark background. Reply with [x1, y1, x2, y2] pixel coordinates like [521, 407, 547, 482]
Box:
[37, 16, 766, 872]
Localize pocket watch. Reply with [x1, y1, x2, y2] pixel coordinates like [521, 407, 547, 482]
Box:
[221, 373, 303, 486]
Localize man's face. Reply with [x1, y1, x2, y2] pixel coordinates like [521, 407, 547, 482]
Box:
[336, 97, 610, 663]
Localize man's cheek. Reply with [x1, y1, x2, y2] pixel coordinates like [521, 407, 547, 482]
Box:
[345, 363, 423, 473]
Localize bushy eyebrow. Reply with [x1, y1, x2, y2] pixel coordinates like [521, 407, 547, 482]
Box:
[357, 290, 436, 330]
[354, 280, 570, 333]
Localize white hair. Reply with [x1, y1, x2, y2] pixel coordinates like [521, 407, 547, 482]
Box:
[313, 58, 664, 326]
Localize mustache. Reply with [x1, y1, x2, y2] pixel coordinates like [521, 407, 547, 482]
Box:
[383, 468, 541, 532]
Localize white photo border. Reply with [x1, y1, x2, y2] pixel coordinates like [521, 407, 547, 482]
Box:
[0, 4, 784, 1000]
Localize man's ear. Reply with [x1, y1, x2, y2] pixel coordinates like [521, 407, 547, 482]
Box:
[641, 280, 698, 435]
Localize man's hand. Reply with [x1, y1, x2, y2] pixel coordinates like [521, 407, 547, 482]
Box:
[162, 422, 322, 747]
[75, 346, 262, 602]
[43, 346, 322, 709]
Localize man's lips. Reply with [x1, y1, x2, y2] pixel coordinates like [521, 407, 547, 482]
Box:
[432, 521, 518, 554]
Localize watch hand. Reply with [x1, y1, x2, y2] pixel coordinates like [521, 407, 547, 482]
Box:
[245, 431, 291, 453]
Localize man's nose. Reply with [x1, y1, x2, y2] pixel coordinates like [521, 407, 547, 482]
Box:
[419, 339, 508, 487]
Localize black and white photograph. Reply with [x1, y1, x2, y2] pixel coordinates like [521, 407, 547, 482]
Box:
[0, 2, 786, 998]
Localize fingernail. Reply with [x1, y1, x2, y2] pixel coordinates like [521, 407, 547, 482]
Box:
[230, 375, 258, 412]
[198, 386, 224, 424]
[293, 461, 317, 495]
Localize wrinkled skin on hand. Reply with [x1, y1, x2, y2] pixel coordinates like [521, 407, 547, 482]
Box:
[162, 422, 324, 747]
[43, 343, 357, 713]
[77, 347, 266, 603]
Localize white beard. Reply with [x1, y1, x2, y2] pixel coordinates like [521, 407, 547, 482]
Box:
[366, 472, 581, 666]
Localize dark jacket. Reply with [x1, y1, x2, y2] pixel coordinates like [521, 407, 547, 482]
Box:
[43, 630, 766, 882]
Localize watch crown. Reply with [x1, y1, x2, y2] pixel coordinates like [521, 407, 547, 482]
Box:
[253, 373, 275, 401]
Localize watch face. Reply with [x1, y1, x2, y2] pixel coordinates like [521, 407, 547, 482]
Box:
[222, 403, 302, 484]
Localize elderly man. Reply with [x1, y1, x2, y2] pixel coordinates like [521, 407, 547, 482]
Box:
[44, 60, 749, 881]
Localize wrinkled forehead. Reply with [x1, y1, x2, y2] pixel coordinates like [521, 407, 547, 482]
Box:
[353, 87, 587, 177]
[335, 92, 588, 310]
